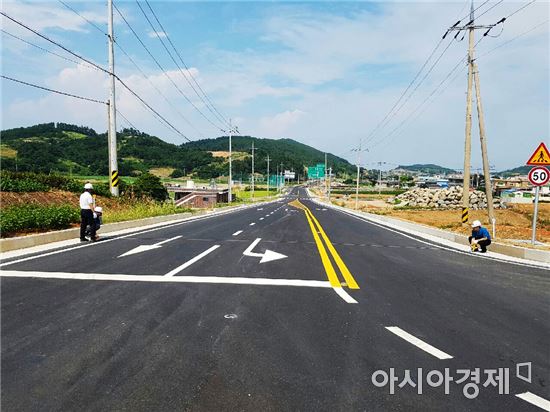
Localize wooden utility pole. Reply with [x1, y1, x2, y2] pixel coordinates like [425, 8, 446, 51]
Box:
[251, 142, 256, 199]
[447, 0, 496, 224]
[461, 2, 475, 224]
[107, 0, 119, 196]
[266, 155, 270, 198]
[473, 62, 495, 222]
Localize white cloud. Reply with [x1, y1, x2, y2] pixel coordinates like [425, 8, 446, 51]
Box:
[1, 1, 106, 34]
[258, 109, 305, 137]
[147, 30, 167, 39]
[2, 1, 548, 170]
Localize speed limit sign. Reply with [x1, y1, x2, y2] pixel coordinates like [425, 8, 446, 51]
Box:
[528, 166, 550, 186]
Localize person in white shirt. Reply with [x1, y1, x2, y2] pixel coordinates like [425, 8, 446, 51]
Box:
[79, 183, 96, 241]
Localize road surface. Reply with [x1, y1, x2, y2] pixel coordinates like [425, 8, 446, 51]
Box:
[1, 187, 549, 411]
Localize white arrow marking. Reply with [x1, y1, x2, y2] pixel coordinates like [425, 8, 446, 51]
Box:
[243, 238, 287, 263]
[118, 235, 182, 258]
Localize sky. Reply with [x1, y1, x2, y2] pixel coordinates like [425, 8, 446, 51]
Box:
[1, 0, 548, 171]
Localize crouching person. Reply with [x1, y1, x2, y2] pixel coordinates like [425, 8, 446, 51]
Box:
[469, 220, 491, 253]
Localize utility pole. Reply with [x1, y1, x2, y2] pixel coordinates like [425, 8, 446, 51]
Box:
[250, 142, 256, 199]
[228, 118, 233, 203]
[473, 62, 495, 222]
[378, 165, 382, 196]
[352, 142, 367, 210]
[328, 167, 332, 201]
[324, 152, 328, 196]
[446, 0, 497, 224]
[276, 164, 279, 192]
[266, 155, 270, 198]
[107, 0, 119, 196]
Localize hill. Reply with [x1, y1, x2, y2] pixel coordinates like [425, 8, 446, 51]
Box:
[497, 166, 530, 177]
[393, 164, 457, 175]
[0, 122, 354, 179]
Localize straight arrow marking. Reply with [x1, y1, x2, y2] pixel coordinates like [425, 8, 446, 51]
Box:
[118, 235, 182, 258]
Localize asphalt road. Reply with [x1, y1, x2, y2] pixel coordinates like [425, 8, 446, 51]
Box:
[1, 186, 549, 411]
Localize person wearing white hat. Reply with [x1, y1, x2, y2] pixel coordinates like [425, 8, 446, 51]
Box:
[468, 220, 491, 253]
[79, 182, 96, 241]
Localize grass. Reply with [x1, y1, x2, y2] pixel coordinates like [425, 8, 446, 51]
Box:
[0, 144, 17, 158]
[102, 202, 193, 224]
[235, 189, 277, 199]
[62, 131, 86, 139]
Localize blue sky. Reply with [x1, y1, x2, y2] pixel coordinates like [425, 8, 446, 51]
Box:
[1, 1, 548, 170]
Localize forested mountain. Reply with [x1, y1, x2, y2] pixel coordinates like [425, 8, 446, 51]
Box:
[394, 164, 457, 175]
[0, 123, 354, 179]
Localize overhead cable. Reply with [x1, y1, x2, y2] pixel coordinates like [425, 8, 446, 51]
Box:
[133, 1, 226, 130]
[1, 74, 106, 104]
[0, 10, 191, 141]
[143, 0, 229, 126]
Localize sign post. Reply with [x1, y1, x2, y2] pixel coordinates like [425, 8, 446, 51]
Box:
[526, 159, 550, 245]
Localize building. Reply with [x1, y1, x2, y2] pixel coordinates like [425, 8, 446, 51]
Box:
[167, 186, 229, 208]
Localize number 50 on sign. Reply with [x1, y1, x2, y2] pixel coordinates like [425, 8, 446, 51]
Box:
[528, 166, 550, 186]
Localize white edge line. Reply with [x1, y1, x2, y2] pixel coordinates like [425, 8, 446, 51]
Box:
[165, 245, 221, 277]
[310, 196, 550, 270]
[0, 270, 332, 288]
[333, 287, 358, 303]
[232, 230, 243, 236]
[516, 392, 550, 411]
[385, 326, 453, 360]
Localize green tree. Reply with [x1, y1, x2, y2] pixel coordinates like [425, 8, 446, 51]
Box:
[132, 173, 168, 201]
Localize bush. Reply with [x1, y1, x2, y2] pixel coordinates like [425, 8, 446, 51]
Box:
[170, 168, 185, 178]
[0, 205, 80, 236]
[132, 173, 168, 201]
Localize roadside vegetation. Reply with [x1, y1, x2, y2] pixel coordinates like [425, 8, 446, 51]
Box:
[0, 171, 188, 237]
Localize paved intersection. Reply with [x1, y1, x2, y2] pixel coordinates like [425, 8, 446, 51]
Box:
[1, 187, 549, 411]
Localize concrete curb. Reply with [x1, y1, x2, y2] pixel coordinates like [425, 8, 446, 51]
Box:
[309, 191, 550, 266]
[0, 200, 276, 253]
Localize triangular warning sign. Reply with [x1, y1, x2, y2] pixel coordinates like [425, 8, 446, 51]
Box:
[526, 142, 550, 165]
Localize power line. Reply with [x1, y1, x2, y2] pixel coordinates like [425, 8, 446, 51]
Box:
[116, 108, 139, 130]
[133, 1, 226, 131]
[470, 0, 504, 22]
[362, 37, 447, 145]
[477, 19, 549, 59]
[143, 0, 229, 126]
[115, 42, 207, 139]
[57, 0, 203, 139]
[365, 36, 457, 145]
[57, 0, 107, 37]
[1, 10, 191, 142]
[1, 74, 106, 104]
[1, 29, 101, 71]
[505, 0, 537, 20]
[112, 3, 219, 136]
[369, 55, 467, 149]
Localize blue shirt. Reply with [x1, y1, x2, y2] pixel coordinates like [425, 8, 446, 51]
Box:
[472, 227, 491, 241]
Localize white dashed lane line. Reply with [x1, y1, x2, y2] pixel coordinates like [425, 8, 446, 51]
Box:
[516, 392, 550, 411]
[232, 230, 243, 236]
[249, 223, 256, 226]
[385, 326, 453, 360]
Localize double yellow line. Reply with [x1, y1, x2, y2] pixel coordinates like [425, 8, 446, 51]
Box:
[289, 199, 359, 289]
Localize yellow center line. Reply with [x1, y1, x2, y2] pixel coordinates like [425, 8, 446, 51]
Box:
[289, 199, 360, 290]
[303, 207, 360, 289]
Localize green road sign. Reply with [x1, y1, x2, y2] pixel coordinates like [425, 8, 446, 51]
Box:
[269, 175, 285, 187]
[307, 163, 325, 179]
